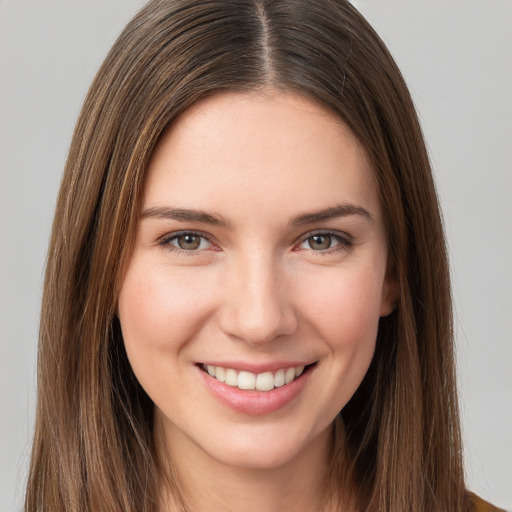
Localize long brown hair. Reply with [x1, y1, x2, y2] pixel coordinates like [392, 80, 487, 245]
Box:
[25, 1, 467, 510]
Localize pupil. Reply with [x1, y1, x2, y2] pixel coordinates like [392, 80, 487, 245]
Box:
[178, 234, 200, 250]
[310, 235, 331, 250]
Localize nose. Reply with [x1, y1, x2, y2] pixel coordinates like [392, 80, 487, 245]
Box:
[217, 252, 298, 346]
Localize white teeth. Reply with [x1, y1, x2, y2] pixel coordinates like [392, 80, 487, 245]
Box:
[256, 371, 274, 391]
[204, 364, 310, 391]
[225, 369, 238, 386]
[215, 366, 226, 383]
[238, 371, 256, 390]
[274, 369, 285, 387]
[285, 367, 296, 384]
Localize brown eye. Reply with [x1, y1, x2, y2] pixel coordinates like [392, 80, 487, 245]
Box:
[161, 232, 212, 252]
[297, 232, 351, 253]
[176, 234, 201, 250]
[308, 234, 332, 250]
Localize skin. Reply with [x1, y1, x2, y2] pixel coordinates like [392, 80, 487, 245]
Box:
[118, 90, 396, 511]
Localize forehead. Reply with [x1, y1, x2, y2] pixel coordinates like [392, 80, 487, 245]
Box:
[144, 90, 380, 223]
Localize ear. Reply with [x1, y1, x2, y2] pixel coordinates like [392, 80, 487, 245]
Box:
[379, 268, 399, 317]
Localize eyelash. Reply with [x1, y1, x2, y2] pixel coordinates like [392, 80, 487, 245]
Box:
[158, 231, 214, 255]
[158, 230, 352, 255]
[295, 231, 353, 254]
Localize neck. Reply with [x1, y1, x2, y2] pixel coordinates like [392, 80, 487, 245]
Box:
[156, 418, 347, 512]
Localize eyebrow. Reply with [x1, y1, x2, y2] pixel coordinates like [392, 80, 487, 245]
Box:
[141, 202, 372, 229]
[141, 206, 233, 229]
[290, 203, 373, 226]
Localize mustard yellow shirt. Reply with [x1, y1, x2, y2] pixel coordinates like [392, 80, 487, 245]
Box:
[470, 492, 508, 512]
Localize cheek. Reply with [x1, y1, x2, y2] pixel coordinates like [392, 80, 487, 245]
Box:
[298, 266, 385, 348]
[297, 267, 384, 407]
[117, 264, 216, 372]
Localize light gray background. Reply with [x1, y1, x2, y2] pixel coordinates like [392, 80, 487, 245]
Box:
[0, 1, 510, 510]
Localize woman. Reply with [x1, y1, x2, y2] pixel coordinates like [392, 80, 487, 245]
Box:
[24, 1, 505, 511]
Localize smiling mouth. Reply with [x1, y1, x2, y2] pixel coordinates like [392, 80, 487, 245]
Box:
[199, 363, 316, 392]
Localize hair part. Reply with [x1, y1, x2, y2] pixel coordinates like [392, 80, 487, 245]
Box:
[26, 1, 467, 511]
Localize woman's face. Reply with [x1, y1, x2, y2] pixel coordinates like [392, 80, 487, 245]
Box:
[118, 90, 395, 470]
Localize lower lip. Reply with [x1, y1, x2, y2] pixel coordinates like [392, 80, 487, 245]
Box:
[198, 366, 313, 415]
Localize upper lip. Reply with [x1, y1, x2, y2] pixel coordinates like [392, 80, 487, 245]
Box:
[198, 360, 317, 374]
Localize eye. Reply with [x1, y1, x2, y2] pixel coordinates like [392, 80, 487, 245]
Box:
[160, 232, 213, 252]
[306, 234, 334, 251]
[297, 232, 352, 252]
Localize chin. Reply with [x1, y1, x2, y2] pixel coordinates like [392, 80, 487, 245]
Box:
[198, 421, 331, 471]
[214, 444, 299, 470]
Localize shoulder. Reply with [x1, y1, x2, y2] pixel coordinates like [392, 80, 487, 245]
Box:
[467, 492, 509, 512]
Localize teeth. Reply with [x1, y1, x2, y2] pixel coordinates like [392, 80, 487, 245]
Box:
[238, 371, 256, 390]
[204, 364, 308, 391]
[285, 367, 296, 384]
[274, 369, 285, 387]
[225, 369, 238, 386]
[215, 366, 226, 383]
[256, 371, 274, 392]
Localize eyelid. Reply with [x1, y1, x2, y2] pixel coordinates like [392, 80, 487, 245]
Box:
[156, 229, 352, 255]
[158, 230, 217, 253]
[294, 229, 353, 252]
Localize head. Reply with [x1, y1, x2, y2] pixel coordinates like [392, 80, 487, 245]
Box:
[28, 1, 464, 511]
